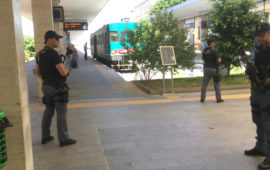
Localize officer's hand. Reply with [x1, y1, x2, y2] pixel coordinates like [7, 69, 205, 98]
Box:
[217, 57, 221, 63]
[265, 78, 270, 84]
[56, 63, 69, 76]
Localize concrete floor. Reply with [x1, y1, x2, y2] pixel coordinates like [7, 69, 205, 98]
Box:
[27, 53, 261, 170]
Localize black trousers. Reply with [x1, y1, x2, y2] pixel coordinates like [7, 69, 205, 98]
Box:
[42, 84, 69, 142]
[250, 89, 270, 159]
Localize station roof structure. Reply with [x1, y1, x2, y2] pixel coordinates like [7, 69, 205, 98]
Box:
[169, 0, 268, 21]
[167, 0, 210, 21]
[21, 0, 108, 22]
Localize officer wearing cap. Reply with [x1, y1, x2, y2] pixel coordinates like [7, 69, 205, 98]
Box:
[35, 30, 76, 147]
[200, 37, 224, 103]
[244, 22, 270, 169]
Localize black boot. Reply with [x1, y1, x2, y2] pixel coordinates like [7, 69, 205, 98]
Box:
[258, 159, 270, 169]
[216, 99, 224, 103]
[59, 138, 77, 147]
[42, 136, 54, 144]
[244, 148, 265, 156]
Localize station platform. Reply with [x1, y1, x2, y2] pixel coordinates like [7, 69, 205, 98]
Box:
[26, 53, 260, 170]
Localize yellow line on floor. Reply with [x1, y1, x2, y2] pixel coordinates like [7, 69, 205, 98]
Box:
[30, 93, 250, 112]
[69, 86, 133, 94]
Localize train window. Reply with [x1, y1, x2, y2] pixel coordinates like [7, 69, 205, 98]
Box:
[110, 31, 119, 42]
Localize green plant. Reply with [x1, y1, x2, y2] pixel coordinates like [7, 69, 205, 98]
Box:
[137, 74, 249, 90]
[24, 36, 35, 62]
[121, 12, 195, 80]
[150, 0, 186, 14]
[206, 0, 263, 77]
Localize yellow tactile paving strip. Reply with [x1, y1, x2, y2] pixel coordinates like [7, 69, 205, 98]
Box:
[30, 59, 250, 112]
[29, 93, 250, 112]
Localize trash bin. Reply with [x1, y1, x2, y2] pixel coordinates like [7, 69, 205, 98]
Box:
[0, 110, 13, 169]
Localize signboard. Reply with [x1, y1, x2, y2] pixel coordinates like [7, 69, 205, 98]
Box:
[64, 22, 88, 31]
[184, 22, 195, 29]
[160, 46, 176, 66]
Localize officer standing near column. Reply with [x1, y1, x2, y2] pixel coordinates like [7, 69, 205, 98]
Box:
[35, 30, 76, 147]
[200, 37, 224, 103]
[245, 22, 270, 170]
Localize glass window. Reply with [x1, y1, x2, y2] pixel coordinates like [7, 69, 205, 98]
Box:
[121, 32, 127, 41]
[110, 31, 119, 42]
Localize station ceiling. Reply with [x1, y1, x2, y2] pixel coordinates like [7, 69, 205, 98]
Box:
[21, 0, 108, 22]
[171, 0, 268, 21]
[170, 0, 210, 21]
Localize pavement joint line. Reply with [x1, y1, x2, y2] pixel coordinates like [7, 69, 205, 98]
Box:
[29, 93, 250, 112]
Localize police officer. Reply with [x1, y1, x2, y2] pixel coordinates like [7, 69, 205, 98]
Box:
[35, 30, 76, 147]
[245, 22, 270, 169]
[200, 37, 224, 103]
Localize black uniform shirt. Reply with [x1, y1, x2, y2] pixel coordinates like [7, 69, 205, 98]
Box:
[202, 47, 219, 69]
[36, 46, 62, 86]
[254, 45, 270, 90]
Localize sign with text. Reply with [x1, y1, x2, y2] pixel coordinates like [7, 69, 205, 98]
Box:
[160, 46, 176, 66]
[64, 22, 88, 31]
[184, 22, 195, 29]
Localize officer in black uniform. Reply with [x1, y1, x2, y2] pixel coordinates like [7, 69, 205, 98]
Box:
[35, 30, 76, 147]
[245, 22, 270, 170]
[200, 37, 224, 103]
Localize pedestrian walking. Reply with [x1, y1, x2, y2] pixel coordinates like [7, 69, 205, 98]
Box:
[244, 22, 270, 170]
[70, 44, 78, 68]
[200, 37, 224, 103]
[84, 42, 87, 60]
[35, 30, 76, 147]
[66, 43, 73, 71]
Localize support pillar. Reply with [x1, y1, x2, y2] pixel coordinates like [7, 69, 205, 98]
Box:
[31, 0, 54, 97]
[0, 0, 34, 169]
[54, 22, 66, 54]
[53, 1, 66, 54]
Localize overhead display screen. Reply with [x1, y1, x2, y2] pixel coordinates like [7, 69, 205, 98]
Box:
[64, 22, 88, 31]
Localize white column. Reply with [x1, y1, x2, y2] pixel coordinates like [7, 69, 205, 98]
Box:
[54, 22, 66, 54]
[53, 0, 66, 54]
[0, 0, 34, 169]
[32, 0, 54, 97]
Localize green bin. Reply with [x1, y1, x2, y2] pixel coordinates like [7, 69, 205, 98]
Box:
[0, 110, 13, 169]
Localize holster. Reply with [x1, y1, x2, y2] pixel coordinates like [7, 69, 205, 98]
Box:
[250, 80, 265, 91]
[54, 90, 69, 103]
[54, 78, 69, 103]
[55, 82, 69, 103]
[42, 96, 55, 105]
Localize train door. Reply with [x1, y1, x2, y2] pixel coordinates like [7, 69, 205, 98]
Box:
[105, 26, 110, 59]
[93, 35, 97, 59]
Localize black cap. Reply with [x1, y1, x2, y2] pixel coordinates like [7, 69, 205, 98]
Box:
[255, 22, 270, 37]
[207, 37, 215, 45]
[44, 30, 63, 43]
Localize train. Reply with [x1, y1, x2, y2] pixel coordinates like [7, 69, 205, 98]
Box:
[90, 22, 138, 70]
